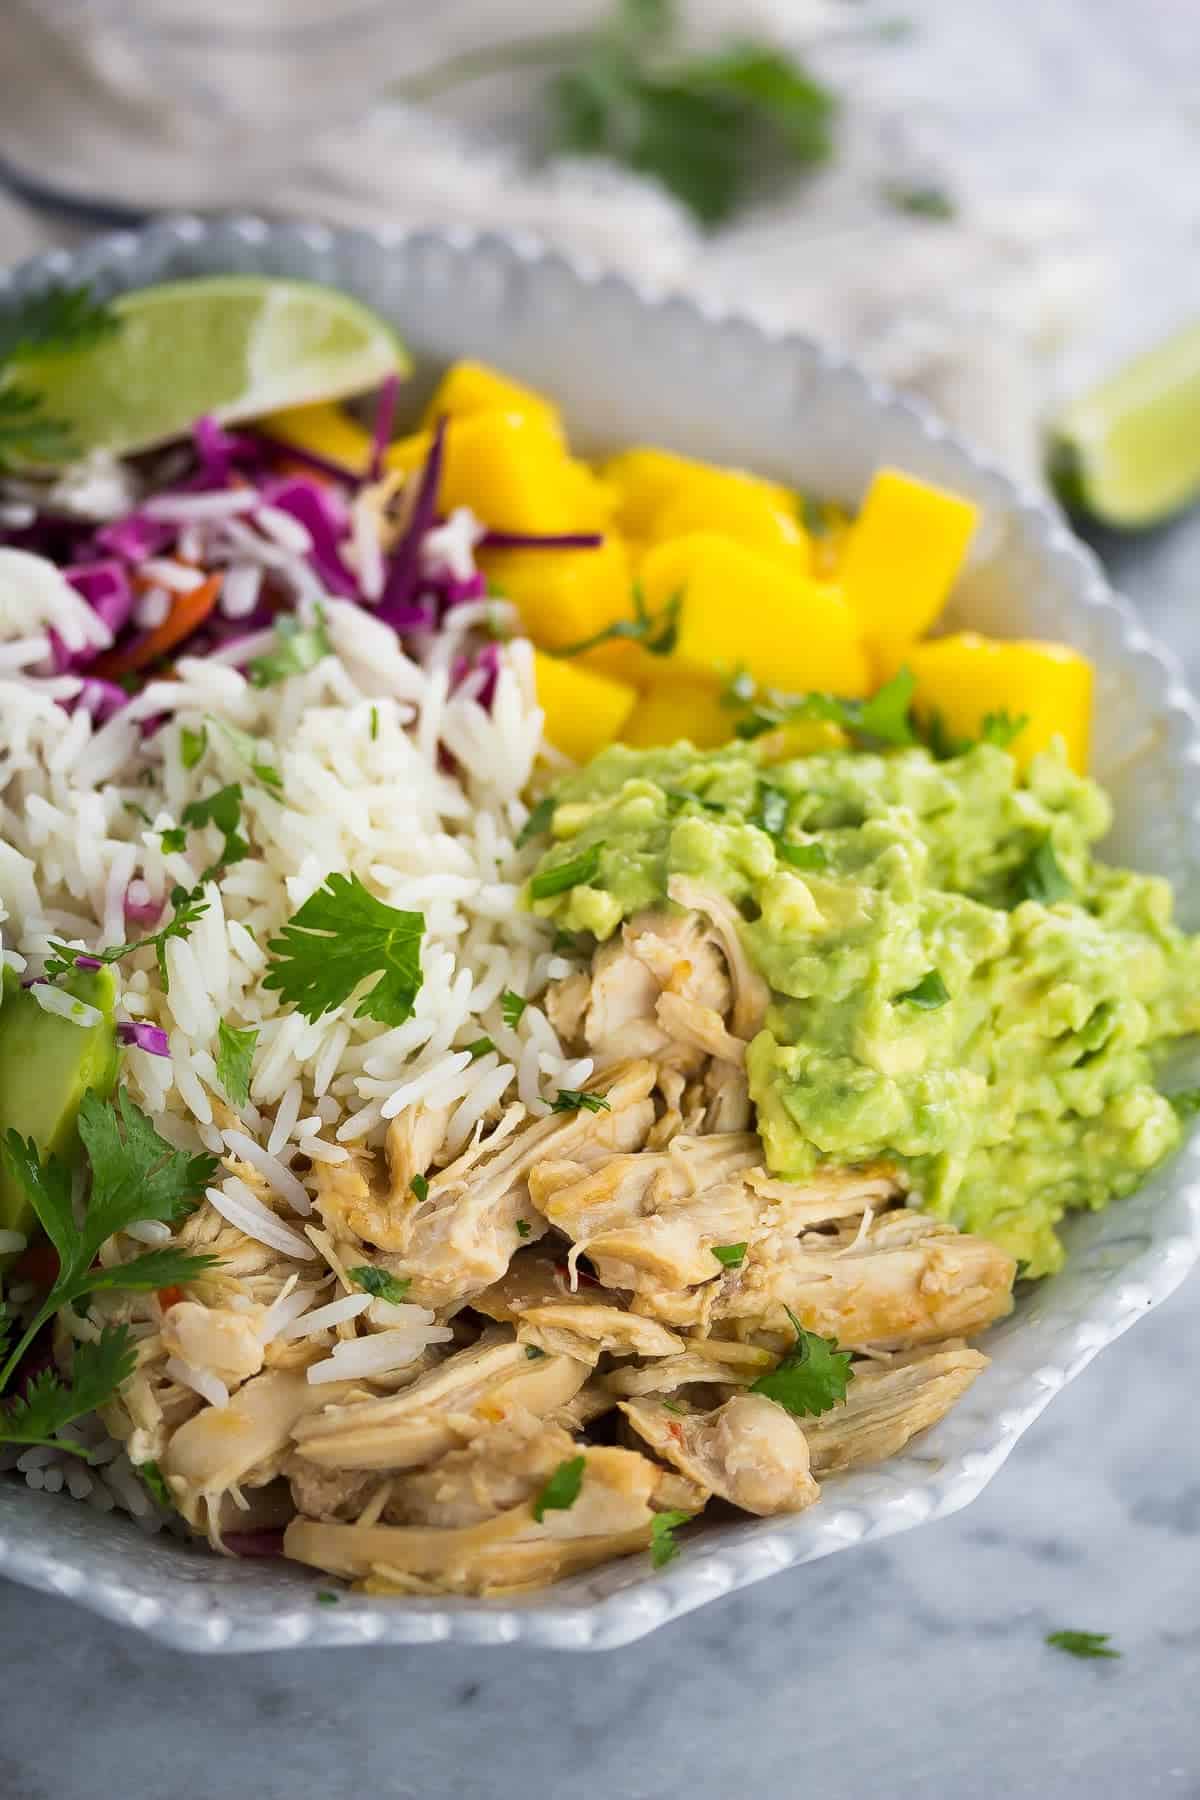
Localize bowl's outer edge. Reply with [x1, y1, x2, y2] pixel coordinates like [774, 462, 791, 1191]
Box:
[1, 214, 1198, 1654]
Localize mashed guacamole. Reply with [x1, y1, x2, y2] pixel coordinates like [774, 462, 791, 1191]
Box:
[530, 739, 1200, 1276]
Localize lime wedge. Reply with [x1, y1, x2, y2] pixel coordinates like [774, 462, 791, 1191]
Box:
[1048, 318, 1200, 529]
[19, 276, 409, 461]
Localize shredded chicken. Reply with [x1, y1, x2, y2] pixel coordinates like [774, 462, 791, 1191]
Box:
[101, 887, 1018, 1595]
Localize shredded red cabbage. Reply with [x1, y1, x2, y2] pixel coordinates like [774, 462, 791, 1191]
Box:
[116, 1020, 170, 1057]
[368, 373, 400, 483]
[74, 678, 131, 723]
[93, 514, 175, 562]
[479, 530, 603, 551]
[63, 559, 135, 638]
[377, 414, 448, 625]
[124, 883, 164, 927]
[259, 475, 357, 598]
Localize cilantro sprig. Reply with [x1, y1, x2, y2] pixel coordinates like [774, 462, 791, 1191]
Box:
[650, 1507, 693, 1569]
[734, 668, 919, 748]
[1016, 837, 1073, 906]
[0, 1090, 219, 1451]
[44, 886, 210, 991]
[750, 1306, 854, 1418]
[558, 583, 681, 659]
[264, 871, 425, 1026]
[550, 1089, 612, 1116]
[391, 0, 836, 229]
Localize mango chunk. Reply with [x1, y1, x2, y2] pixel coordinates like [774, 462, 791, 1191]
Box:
[908, 633, 1093, 772]
[841, 468, 979, 677]
[648, 473, 809, 570]
[482, 537, 633, 653]
[621, 680, 734, 750]
[639, 533, 870, 697]
[386, 413, 607, 535]
[422, 360, 561, 435]
[534, 649, 637, 763]
[259, 402, 372, 476]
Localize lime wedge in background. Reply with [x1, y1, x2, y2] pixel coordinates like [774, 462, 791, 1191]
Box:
[18, 276, 408, 460]
[1048, 318, 1200, 529]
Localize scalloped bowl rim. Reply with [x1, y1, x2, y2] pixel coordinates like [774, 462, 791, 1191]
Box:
[0, 214, 1197, 1653]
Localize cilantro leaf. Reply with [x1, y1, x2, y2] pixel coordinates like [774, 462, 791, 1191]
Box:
[0, 284, 120, 365]
[517, 794, 556, 848]
[159, 827, 187, 855]
[0, 1326, 136, 1458]
[1046, 1630, 1120, 1661]
[711, 1242, 747, 1268]
[979, 710, 1029, 750]
[550, 1089, 612, 1115]
[246, 608, 334, 688]
[650, 1507, 693, 1569]
[750, 1307, 854, 1418]
[410, 1173, 429, 1203]
[532, 1453, 586, 1522]
[215, 1020, 259, 1108]
[264, 871, 425, 1027]
[857, 668, 918, 745]
[212, 718, 283, 794]
[895, 970, 949, 1010]
[525, 1343, 545, 1359]
[529, 842, 603, 900]
[316, 1590, 340, 1606]
[516, 1218, 532, 1238]
[348, 1266, 412, 1305]
[501, 988, 528, 1028]
[465, 1036, 496, 1059]
[179, 724, 207, 770]
[1017, 838, 1073, 906]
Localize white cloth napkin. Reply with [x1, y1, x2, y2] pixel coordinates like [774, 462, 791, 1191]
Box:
[7, 0, 1184, 480]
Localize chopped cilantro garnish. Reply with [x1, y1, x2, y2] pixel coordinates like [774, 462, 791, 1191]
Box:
[750, 1306, 854, 1418]
[501, 988, 528, 1028]
[650, 1508, 693, 1570]
[465, 1036, 495, 1059]
[525, 1344, 545, 1360]
[550, 1089, 612, 1115]
[517, 794, 556, 848]
[264, 871, 424, 1026]
[179, 724, 207, 770]
[1017, 838, 1073, 906]
[552, 928, 580, 955]
[530, 842, 603, 900]
[1046, 1630, 1120, 1661]
[158, 827, 187, 855]
[711, 1242, 747, 1268]
[316, 1591, 340, 1606]
[246, 607, 334, 688]
[881, 181, 956, 220]
[410, 1172, 430, 1203]
[895, 970, 949, 1010]
[369, 705, 380, 742]
[348, 1266, 412, 1305]
[215, 1019, 259, 1107]
[532, 1454, 586, 1522]
[516, 1218, 532, 1238]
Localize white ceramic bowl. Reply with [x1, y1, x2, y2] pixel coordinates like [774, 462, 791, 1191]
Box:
[2, 216, 1198, 1653]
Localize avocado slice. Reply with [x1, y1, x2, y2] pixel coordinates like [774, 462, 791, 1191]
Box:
[0, 964, 119, 1241]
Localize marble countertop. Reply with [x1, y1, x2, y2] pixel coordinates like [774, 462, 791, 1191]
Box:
[3, 527, 1198, 1800]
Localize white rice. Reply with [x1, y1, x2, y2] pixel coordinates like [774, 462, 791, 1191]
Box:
[0, 536, 581, 1529]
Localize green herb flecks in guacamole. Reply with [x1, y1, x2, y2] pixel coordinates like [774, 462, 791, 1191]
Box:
[526, 740, 1200, 1277]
